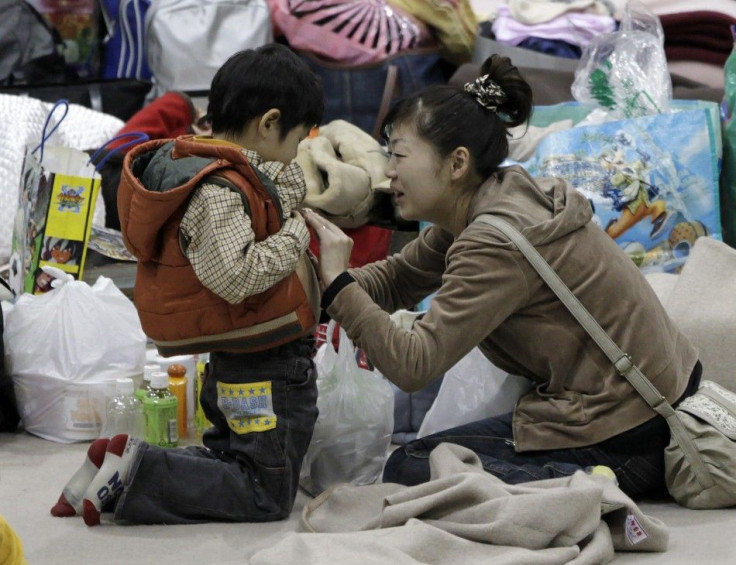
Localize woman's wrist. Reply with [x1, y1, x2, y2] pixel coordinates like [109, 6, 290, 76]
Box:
[321, 272, 356, 310]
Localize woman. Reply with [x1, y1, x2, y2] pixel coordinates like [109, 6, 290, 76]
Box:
[303, 54, 700, 499]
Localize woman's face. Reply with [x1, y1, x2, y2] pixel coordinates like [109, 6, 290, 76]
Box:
[384, 122, 452, 223]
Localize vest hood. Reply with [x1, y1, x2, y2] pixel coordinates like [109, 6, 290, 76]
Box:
[119, 137, 260, 262]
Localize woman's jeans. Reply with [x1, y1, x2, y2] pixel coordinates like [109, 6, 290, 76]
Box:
[114, 337, 318, 524]
[384, 411, 671, 499]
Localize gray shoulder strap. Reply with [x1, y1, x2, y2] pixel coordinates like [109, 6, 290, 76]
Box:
[474, 213, 712, 486]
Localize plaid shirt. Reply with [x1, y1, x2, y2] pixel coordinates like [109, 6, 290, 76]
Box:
[180, 147, 309, 304]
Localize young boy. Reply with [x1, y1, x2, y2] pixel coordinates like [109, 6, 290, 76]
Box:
[50, 43, 324, 526]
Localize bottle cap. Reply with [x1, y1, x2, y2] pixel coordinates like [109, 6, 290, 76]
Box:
[167, 363, 187, 378]
[115, 378, 135, 396]
[150, 372, 170, 390]
[143, 363, 162, 382]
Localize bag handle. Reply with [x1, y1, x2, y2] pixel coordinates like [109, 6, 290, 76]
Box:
[87, 132, 150, 170]
[31, 99, 69, 163]
[474, 213, 714, 488]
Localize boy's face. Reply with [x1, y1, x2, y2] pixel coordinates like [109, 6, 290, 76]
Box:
[261, 124, 311, 165]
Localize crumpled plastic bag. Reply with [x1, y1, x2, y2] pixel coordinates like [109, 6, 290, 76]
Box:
[300, 320, 394, 496]
[572, 0, 671, 119]
[417, 347, 534, 439]
[4, 267, 146, 442]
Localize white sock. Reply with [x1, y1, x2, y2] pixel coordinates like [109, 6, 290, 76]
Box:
[82, 434, 141, 526]
[51, 438, 110, 517]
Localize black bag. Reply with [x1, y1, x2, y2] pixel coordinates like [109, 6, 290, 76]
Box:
[0, 277, 20, 433]
[0, 78, 152, 122]
[300, 49, 454, 139]
[0, 0, 70, 85]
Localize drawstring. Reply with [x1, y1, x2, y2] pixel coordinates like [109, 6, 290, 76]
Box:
[29, 101, 149, 171]
[87, 132, 150, 170]
[31, 99, 69, 164]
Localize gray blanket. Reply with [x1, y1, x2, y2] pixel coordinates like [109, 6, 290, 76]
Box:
[251, 443, 668, 564]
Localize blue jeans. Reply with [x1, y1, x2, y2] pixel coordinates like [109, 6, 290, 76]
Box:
[383, 411, 671, 499]
[301, 51, 452, 135]
[114, 337, 318, 524]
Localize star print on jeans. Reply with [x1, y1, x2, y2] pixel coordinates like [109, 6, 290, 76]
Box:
[216, 380, 277, 434]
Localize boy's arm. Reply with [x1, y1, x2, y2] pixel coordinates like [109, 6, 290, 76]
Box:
[180, 182, 309, 304]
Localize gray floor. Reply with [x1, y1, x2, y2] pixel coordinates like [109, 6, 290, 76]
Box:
[2, 431, 736, 564]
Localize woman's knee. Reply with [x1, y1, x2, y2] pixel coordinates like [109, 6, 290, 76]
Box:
[382, 444, 430, 486]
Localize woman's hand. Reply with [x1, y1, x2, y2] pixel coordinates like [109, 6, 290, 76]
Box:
[302, 208, 353, 288]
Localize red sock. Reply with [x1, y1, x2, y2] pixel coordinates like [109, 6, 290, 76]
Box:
[51, 438, 110, 517]
[82, 435, 140, 526]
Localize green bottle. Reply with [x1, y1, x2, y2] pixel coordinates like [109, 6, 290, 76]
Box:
[143, 372, 179, 448]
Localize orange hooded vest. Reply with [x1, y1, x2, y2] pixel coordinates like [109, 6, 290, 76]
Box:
[118, 136, 318, 357]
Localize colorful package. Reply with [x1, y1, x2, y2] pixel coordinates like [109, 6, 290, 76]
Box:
[518, 100, 722, 273]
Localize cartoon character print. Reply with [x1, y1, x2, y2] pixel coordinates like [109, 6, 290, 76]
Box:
[41, 238, 79, 266]
[600, 132, 668, 240]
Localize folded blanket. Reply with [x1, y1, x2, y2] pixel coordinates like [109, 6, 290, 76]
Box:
[251, 443, 668, 564]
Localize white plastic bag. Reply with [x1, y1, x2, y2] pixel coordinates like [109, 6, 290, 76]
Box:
[301, 321, 394, 496]
[4, 268, 147, 442]
[571, 1, 671, 119]
[417, 347, 533, 439]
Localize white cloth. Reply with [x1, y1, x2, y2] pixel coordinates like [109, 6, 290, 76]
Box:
[0, 94, 123, 266]
[493, 4, 616, 47]
[508, 0, 612, 25]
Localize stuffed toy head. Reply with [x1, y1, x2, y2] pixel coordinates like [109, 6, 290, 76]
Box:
[296, 120, 389, 228]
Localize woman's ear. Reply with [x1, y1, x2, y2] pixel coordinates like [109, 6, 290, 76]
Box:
[449, 146, 472, 180]
[257, 108, 281, 138]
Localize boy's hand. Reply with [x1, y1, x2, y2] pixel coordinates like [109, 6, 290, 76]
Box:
[302, 208, 353, 288]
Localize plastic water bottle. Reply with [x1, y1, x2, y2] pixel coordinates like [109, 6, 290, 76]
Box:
[143, 372, 179, 447]
[100, 378, 145, 439]
[135, 363, 161, 401]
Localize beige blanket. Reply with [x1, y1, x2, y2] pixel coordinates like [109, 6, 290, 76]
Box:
[251, 444, 668, 564]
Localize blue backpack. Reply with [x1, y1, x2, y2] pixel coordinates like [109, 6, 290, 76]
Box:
[99, 0, 152, 80]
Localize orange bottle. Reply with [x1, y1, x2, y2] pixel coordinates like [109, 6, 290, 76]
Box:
[167, 363, 188, 439]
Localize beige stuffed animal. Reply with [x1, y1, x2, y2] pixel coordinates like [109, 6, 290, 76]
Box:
[296, 120, 389, 228]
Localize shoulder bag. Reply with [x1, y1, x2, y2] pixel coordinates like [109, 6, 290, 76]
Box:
[475, 213, 736, 509]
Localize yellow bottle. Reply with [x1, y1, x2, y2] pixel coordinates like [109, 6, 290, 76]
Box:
[167, 363, 188, 439]
[195, 354, 212, 439]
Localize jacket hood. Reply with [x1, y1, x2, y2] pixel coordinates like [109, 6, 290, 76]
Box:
[119, 138, 223, 261]
[469, 165, 593, 246]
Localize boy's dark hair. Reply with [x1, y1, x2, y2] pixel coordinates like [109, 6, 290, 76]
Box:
[382, 54, 533, 179]
[207, 43, 324, 139]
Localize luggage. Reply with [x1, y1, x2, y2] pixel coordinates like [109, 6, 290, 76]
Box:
[267, 0, 436, 66]
[145, 0, 273, 96]
[302, 49, 453, 139]
[0, 0, 69, 85]
[99, 0, 153, 80]
[30, 0, 101, 79]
